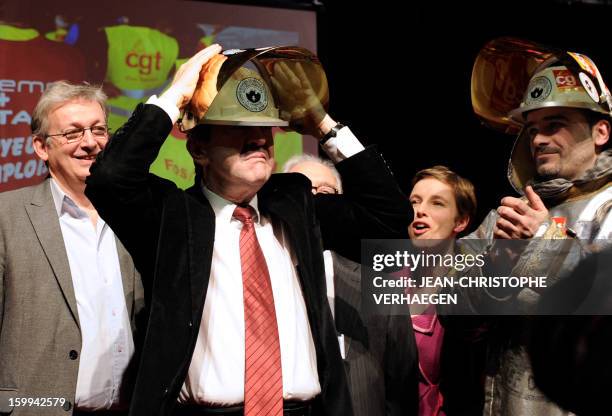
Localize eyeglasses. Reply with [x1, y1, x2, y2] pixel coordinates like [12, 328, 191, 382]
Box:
[311, 184, 339, 195]
[45, 125, 109, 144]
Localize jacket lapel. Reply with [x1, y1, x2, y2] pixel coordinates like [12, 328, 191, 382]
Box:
[259, 175, 326, 338]
[185, 185, 216, 321]
[25, 179, 80, 328]
[258, 176, 312, 278]
[331, 252, 363, 356]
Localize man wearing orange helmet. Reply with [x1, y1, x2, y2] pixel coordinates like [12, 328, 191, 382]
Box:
[466, 38, 612, 416]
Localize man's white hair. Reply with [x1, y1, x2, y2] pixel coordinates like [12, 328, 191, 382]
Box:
[31, 81, 107, 139]
[283, 153, 343, 194]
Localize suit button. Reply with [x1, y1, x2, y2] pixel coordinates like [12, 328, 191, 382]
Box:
[62, 400, 72, 411]
[163, 388, 169, 397]
[188, 321, 193, 328]
[69, 350, 78, 360]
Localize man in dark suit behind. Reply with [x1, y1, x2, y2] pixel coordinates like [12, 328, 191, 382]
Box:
[285, 154, 419, 416]
[86, 45, 412, 416]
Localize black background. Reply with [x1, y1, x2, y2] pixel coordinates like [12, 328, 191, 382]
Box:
[315, 0, 612, 230]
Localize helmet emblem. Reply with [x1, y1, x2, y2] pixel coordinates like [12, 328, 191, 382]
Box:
[526, 76, 552, 103]
[236, 77, 268, 112]
[246, 90, 261, 103]
[531, 88, 543, 99]
[579, 72, 599, 102]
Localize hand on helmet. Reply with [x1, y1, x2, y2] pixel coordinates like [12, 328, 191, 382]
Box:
[270, 61, 328, 137]
[161, 44, 223, 111]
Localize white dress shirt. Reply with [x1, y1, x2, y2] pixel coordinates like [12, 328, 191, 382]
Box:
[322, 250, 346, 359]
[50, 179, 134, 410]
[148, 93, 364, 405]
[179, 190, 321, 405]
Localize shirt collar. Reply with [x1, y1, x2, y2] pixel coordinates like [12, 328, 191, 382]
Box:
[49, 178, 93, 221]
[200, 181, 261, 225]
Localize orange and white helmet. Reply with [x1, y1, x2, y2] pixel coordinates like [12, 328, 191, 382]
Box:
[471, 37, 612, 192]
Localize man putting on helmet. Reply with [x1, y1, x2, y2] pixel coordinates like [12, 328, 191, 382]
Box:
[85, 44, 411, 416]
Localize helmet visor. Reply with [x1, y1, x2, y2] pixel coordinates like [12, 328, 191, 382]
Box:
[180, 46, 328, 131]
[471, 37, 558, 134]
[472, 37, 612, 133]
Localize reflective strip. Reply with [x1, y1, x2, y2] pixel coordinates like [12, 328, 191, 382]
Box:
[0, 25, 39, 41]
[119, 80, 168, 100]
[107, 105, 134, 118]
[45, 29, 68, 42]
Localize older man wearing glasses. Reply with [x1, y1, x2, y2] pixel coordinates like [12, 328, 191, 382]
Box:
[283, 154, 418, 416]
[0, 81, 143, 416]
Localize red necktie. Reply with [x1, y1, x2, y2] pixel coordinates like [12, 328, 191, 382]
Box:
[233, 206, 283, 416]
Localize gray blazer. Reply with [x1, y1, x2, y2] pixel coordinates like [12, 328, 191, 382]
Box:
[332, 252, 418, 416]
[0, 179, 143, 415]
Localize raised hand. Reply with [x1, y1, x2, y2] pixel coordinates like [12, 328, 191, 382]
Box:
[161, 44, 223, 111]
[270, 61, 328, 137]
[494, 185, 549, 239]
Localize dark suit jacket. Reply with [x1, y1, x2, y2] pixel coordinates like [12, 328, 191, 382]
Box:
[85, 104, 411, 416]
[332, 252, 418, 416]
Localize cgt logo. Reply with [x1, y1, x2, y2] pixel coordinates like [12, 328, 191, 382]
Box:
[553, 70, 577, 88]
[125, 51, 162, 75]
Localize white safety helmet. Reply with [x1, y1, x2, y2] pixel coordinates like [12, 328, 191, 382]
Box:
[471, 37, 612, 192]
[179, 46, 329, 130]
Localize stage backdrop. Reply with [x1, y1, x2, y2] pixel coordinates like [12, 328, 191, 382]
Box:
[0, 0, 317, 191]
